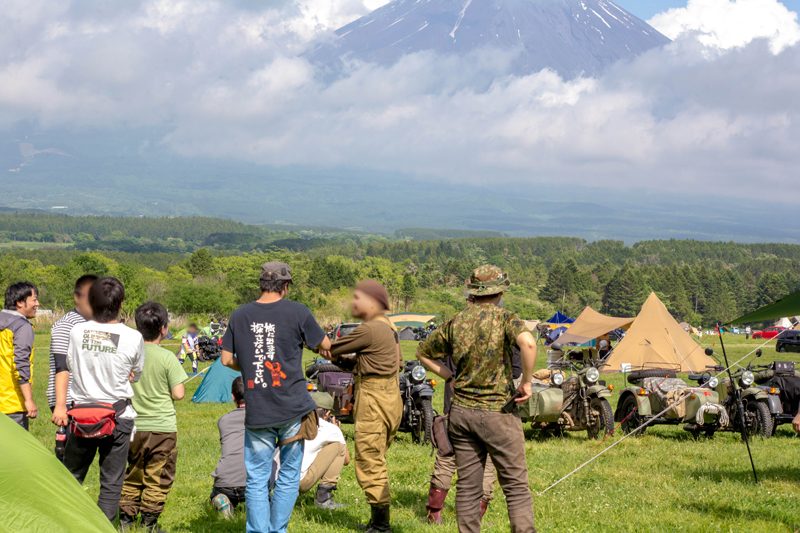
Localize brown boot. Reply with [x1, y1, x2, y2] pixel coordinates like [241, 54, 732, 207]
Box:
[426, 485, 448, 525]
[480, 498, 490, 519]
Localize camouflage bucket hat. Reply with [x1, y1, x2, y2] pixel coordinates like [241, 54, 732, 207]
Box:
[465, 264, 510, 297]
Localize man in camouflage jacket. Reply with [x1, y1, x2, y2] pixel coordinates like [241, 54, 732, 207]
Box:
[417, 265, 537, 533]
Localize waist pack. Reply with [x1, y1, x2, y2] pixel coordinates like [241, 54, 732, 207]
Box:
[431, 415, 454, 457]
[68, 402, 118, 439]
[278, 410, 320, 446]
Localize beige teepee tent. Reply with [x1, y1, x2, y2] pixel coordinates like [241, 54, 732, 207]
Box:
[603, 293, 716, 373]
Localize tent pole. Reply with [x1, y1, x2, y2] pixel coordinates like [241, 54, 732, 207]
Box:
[717, 323, 758, 483]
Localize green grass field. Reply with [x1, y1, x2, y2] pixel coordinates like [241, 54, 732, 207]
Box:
[25, 334, 800, 532]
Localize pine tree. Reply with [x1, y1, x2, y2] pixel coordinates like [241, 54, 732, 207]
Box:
[602, 263, 648, 317]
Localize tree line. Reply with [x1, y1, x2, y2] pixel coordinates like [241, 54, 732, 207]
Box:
[1, 235, 798, 327]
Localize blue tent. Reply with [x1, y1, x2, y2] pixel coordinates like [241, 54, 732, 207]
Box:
[546, 311, 574, 324]
[192, 358, 240, 403]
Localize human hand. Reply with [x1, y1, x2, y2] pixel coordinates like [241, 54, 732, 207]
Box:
[515, 381, 532, 403]
[129, 371, 136, 382]
[318, 349, 333, 360]
[25, 398, 38, 419]
[793, 412, 800, 433]
[51, 405, 68, 427]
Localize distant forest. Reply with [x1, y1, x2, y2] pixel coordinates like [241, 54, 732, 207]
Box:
[0, 213, 797, 326]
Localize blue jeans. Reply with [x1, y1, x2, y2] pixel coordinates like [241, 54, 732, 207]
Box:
[244, 417, 304, 533]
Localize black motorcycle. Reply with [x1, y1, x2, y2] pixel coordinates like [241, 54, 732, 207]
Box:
[398, 360, 437, 444]
[752, 359, 800, 434]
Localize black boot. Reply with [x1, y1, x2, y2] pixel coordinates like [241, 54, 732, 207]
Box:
[365, 504, 392, 533]
[314, 484, 345, 510]
[140, 512, 166, 533]
[118, 513, 136, 531]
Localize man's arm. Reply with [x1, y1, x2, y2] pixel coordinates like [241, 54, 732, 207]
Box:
[793, 406, 800, 433]
[221, 350, 241, 371]
[329, 325, 371, 358]
[220, 317, 241, 371]
[416, 324, 452, 379]
[514, 330, 537, 403]
[13, 321, 37, 419]
[317, 336, 332, 359]
[171, 383, 186, 401]
[52, 370, 70, 426]
[417, 354, 453, 380]
[53, 331, 77, 426]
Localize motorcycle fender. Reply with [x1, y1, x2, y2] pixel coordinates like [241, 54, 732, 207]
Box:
[413, 385, 435, 399]
[767, 395, 783, 414]
[615, 390, 652, 419]
[587, 385, 612, 399]
[742, 388, 768, 400]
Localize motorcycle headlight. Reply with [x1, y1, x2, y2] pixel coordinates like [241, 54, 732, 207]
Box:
[585, 367, 600, 383]
[551, 372, 565, 386]
[411, 365, 427, 383]
[741, 371, 754, 386]
[706, 376, 719, 389]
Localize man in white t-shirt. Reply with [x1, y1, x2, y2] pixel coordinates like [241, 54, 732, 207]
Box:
[273, 392, 349, 510]
[51, 277, 145, 522]
[301, 392, 349, 510]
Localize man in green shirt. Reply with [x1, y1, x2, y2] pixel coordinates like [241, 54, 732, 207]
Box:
[120, 302, 188, 532]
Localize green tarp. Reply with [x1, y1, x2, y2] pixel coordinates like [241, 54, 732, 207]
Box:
[732, 290, 800, 325]
[0, 414, 115, 533]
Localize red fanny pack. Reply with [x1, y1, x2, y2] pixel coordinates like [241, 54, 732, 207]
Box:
[68, 403, 117, 438]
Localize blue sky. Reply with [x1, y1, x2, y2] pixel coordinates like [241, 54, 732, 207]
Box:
[617, 0, 799, 19]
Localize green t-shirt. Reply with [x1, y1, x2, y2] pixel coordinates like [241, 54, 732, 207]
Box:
[132, 344, 188, 432]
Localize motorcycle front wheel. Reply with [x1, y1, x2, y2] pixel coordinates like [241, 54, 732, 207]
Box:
[744, 400, 774, 439]
[586, 397, 615, 439]
[411, 398, 435, 445]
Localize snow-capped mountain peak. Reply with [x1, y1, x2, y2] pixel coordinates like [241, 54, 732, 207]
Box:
[310, 0, 670, 78]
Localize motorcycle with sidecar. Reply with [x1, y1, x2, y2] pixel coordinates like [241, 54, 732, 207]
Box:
[517, 349, 614, 439]
[615, 367, 729, 438]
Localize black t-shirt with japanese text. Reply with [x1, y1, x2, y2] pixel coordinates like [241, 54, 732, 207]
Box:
[222, 299, 325, 429]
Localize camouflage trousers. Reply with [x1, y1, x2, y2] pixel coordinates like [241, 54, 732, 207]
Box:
[354, 375, 402, 505]
[431, 451, 497, 501]
[119, 431, 178, 517]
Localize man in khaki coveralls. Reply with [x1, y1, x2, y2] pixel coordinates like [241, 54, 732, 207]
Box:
[418, 265, 537, 533]
[327, 279, 402, 533]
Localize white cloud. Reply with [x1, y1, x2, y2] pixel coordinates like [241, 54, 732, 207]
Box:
[649, 0, 800, 53]
[0, 0, 798, 202]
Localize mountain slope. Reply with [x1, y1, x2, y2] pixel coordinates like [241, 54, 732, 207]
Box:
[309, 0, 670, 77]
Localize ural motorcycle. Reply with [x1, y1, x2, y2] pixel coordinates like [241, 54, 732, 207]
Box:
[699, 349, 780, 438]
[398, 360, 437, 444]
[752, 358, 800, 434]
[615, 367, 729, 438]
[518, 350, 614, 439]
[305, 358, 356, 422]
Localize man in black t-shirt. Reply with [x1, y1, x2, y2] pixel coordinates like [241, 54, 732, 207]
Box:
[222, 262, 331, 533]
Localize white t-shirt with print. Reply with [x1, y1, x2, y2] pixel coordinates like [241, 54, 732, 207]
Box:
[67, 321, 145, 419]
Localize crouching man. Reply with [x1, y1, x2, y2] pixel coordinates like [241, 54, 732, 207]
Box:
[211, 377, 247, 519]
[298, 392, 350, 509]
